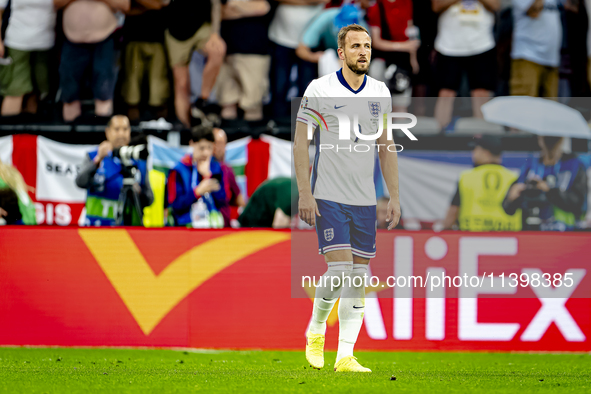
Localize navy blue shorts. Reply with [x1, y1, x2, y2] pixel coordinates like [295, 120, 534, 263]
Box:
[59, 35, 117, 103]
[315, 199, 377, 259]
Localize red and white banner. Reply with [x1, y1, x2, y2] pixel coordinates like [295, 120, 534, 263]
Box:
[1, 135, 90, 226]
[0, 228, 589, 351]
[223, 135, 292, 197]
[36, 136, 93, 203]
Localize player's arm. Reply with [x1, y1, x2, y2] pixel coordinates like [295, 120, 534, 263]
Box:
[294, 121, 320, 226]
[431, 0, 460, 13]
[377, 124, 401, 230]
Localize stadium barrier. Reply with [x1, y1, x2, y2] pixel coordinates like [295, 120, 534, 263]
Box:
[0, 227, 589, 351]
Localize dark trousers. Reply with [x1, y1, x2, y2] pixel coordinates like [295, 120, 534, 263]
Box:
[269, 42, 317, 118]
[59, 35, 117, 103]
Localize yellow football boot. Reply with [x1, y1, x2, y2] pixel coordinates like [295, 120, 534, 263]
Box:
[334, 356, 372, 372]
[305, 332, 325, 369]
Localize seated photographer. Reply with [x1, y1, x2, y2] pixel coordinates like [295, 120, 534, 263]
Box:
[75, 115, 153, 226]
[503, 136, 588, 231]
[167, 125, 227, 228]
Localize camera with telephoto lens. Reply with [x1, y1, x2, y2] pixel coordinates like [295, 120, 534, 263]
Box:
[112, 144, 149, 167]
[112, 144, 149, 182]
[112, 143, 149, 226]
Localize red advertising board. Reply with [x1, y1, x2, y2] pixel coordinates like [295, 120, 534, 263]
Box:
[0, 228, 589, 351]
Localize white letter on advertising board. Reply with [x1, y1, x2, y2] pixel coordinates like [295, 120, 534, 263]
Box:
[520, 268, 586, 342]
[394, 236, 413, 340]
[458, 237, 520, 341]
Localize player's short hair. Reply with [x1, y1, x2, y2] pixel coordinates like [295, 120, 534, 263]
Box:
[337, 24, 370, 49]
[190, 124, 215, 143]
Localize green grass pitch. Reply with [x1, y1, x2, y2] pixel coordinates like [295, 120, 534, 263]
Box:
[0, 347, 590, 393]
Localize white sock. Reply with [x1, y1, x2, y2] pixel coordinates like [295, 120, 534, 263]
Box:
[308, 262, 353, 335]
[336, 264, 367, 362]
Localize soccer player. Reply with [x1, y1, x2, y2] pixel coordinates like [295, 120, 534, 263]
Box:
[293, 24, 401, 372]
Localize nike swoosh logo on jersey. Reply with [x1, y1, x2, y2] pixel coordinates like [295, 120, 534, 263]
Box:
[334, 105, 346, 109]
[353, 305, 365, 309]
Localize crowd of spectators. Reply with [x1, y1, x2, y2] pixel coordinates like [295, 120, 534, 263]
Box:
[1, 0, 591, 127]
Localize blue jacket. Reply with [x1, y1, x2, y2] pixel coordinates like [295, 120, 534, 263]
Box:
[85, 149, 149, 226]
[167, 155, 227, 226]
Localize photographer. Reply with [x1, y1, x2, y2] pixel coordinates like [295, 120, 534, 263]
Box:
[76, 115, 153, 226]
[503, 136, 587, 231]
[167, 125, 227, 228]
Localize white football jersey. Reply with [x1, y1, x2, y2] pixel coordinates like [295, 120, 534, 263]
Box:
[296, 69, 392, 206]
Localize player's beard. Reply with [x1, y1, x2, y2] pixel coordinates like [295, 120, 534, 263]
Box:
[345, 55, 369, 75]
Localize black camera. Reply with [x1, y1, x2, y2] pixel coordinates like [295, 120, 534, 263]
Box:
[112, 143, 150, 226]
[522, 179, 543, 199]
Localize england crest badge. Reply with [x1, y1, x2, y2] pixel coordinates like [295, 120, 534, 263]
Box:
[368, 101, 381, 118]
[324, 228, 334, 242]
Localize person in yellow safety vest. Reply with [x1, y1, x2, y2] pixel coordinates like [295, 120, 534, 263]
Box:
[442, 135, 522, 231]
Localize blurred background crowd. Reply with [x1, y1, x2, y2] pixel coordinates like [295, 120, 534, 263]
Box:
[1, 0, 591, 126]
[0, 0, 591, 231]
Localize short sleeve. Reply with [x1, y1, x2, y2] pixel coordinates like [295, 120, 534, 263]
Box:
[381, 83, 393, 133]
[296, 80, 321, 130]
